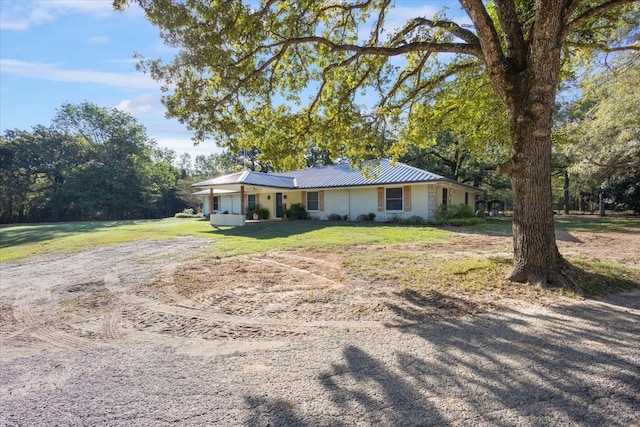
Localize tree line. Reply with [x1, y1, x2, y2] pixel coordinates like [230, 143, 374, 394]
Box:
[1, 103, 194, 223]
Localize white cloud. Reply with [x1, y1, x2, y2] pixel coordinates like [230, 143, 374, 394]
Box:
[115, 93, 164, 115]
[0, 0, 112, 31]
[113, 95, 223, 158]
[0, 58, 159, 89]
[0, 18, 29, 31]
[87, 35, 110, 44]
[29, 7, 54, 25]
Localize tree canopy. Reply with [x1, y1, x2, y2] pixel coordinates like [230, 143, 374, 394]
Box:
[558, 52, 640, 214]
[115, 0, 639, 286]
[0, 103, 195, 223]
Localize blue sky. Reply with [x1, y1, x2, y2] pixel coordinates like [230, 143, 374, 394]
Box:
[1, 0, 464, 159]
[0, 0, 222, 158]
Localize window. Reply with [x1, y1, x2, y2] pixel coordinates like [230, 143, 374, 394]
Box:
[306, 191, 319, 211]
[465, 192, 469, 205]
[247, 194, 256, 209]
[442, 188, 448, 208]
[386, 187, 403, 211]
[213, 196, 219, 211]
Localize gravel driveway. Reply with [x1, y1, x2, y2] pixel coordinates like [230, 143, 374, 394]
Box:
[1, 237, 639, 426]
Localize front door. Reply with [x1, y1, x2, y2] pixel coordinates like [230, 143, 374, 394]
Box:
[275, 193, 283, 218]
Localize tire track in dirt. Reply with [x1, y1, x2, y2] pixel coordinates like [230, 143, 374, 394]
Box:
[101, 307, 122, 341]
[1, 238, 213, 358]
[248, 258, 343, 288]
[13, 298, 93, 350]
[112, 248, 395, 342]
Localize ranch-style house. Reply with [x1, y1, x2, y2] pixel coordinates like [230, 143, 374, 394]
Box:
[193, 159, 483, 227]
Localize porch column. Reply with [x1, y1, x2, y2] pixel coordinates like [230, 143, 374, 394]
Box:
[208, 188, 214, 215]
[240, 185, 245, 215]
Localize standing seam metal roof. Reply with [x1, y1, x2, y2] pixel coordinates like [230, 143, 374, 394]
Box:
[192, 170, 295, 188]
[276, 159, 447, 189]
[192, 159, 480, 192]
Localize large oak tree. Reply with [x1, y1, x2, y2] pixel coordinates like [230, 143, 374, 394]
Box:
[115, 0, 639, 286]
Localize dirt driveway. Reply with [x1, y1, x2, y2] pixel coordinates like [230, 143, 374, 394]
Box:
[1, 229, 639, 425]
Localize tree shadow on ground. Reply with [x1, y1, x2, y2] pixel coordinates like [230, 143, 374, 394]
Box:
[385, 289, 492, 321]
[242, 292, 639, 425]
[205, 220, 383, 240]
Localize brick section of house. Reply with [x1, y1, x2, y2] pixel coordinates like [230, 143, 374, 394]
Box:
[404, 185, 412, 212]
[319, 190, 324, 211]
[301, 191, 307, 209]
[377, 187, 384, 211]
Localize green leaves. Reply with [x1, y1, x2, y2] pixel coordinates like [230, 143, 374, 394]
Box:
[0, 102, 192, 223]
[557, 52, 640, 213]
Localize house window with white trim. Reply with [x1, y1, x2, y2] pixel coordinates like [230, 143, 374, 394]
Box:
[306, 191, 319, 211]
[247, 194, 256, 209]
[213, 196, 219, 211]
[386, 187, 403, 211]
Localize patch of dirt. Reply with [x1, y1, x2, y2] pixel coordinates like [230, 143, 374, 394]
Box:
[1, 228, 638, 361]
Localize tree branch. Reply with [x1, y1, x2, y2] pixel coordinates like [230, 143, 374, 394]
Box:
[271, 36, 482, 58]
[565, 41, 640, 52]
[370, 0, 392, 45]
[377, 53, 431, 111]
[458, 0, 510, 96]
[493, 0, 527, 71]
[398, 61, 478, 111]
[390, 17, 480, 46]
[564, 0, 636, 36]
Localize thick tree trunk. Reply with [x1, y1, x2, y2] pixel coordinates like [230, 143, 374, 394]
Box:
[506, 126, 561, 286]
[492, 1, 567, 287]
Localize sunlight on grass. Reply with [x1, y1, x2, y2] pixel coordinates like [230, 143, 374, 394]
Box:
[203, 222, 452, 258]
[0, 218, 214, 263]
[554, 216, 640, 232]
[0, 219, 452, 263]
[344, 249, 590, 303]
[2, 217, 638, 302]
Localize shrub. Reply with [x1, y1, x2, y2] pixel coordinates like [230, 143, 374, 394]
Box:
[174, 208, 201, 218]
[435, 203, 475, 220]
[327, 213, 344, 221]
[245, 204, 270, 220]
[402, 215, 425, 225]
[255, 207, 269, 219]
[286, 203, 309, 220]
[245, 205, 257, 219]
[356, 212, 376, 222]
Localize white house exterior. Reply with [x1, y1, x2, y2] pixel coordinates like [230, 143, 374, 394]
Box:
[193, 159, 483, 226]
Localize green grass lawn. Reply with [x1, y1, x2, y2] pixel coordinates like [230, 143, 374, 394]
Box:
[1, 215, 638, 263]
[0, 218, 213, 263]
[0, 218, 454, 263]
[1, 216, 637, 298]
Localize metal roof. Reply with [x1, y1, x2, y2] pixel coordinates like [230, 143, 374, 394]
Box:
[278, 159, 449, 189]
[192, 170, 295, 189]
[192, 159, 481, 192]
